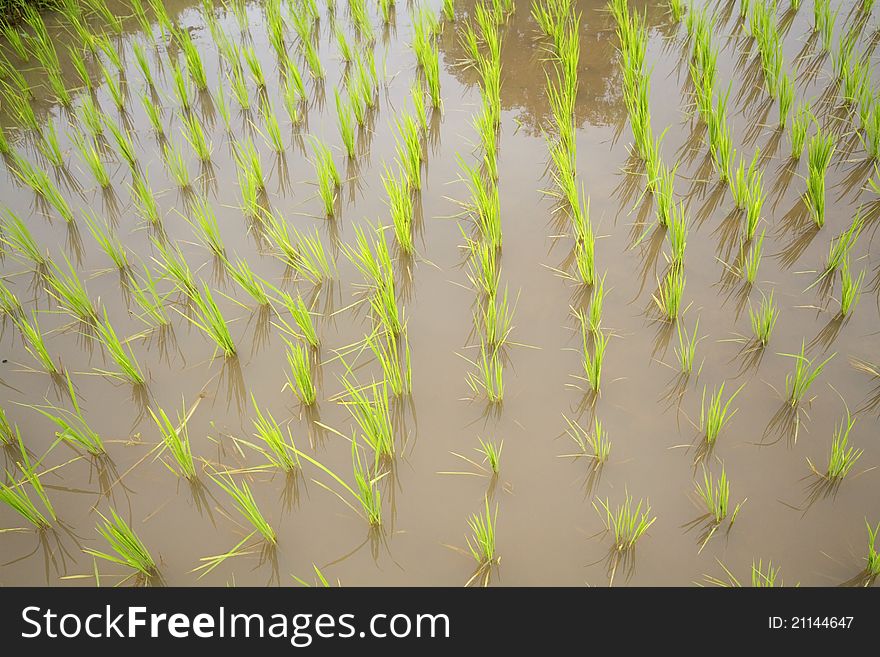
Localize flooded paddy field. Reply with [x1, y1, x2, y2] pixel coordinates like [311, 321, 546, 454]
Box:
[0, 0, 879, 586]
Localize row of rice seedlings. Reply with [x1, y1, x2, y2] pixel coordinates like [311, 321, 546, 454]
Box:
[30, 371, 105, 456]
[563, 414, 611, 466]
[804, 128, 835, 228]
[180, 283, 237, 357]
[749, 290, 778, 345]
[782, 341, 834, 407]
[210, 473, 276, 544]
[84, 508, 157, 578]
[93, 308, 145, 385]
[150, 403, 197, 480]
[701, 382, 743, 445]
[808, 409, 861, 481]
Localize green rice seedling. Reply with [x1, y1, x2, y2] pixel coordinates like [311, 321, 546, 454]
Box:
[132, 42, 155, 90]
[0, 123, 10, 155]
[749, 291, 778, 346]
[423, 42, 441, 109]
[215, 87, 232, 132]
[466, 498, 497, 566]
[335, 90, 356, 158]
[804, 128, 835, 228]
[667, 202, 688, 268]
[14, 312, 59, 374]
[340, 376, 394, 462]
[564, 415, 611, 465]
[225, 257, 269, 307]
[274, 290, 319, 348]
[862, 102, 880, 160]
[709, 117, 733, 183]
[187, 196, 225, 258]
[249, 398, 300, 472]
[586, 274, 606, 335]
[284, 338, 316, 405]
[100, 64, 124, 111]
[366, 329, 412, 397]
[232, 139, 265, 192]
[184, 283, 236, 357]
[668, 0, 685, 20]
[814, 0, 835, 51]
[782, 341, 834, 407]
[1, 209, 47, 270]
[383, 165, 414, 254]
[180, 111, 212, 162]
[811, 410, 861, 481]
[701, 382, 743, 445]
[104, 120, 138, 171]
[228, 61, 251, 110]
[334, 25, 352, 64]
[150, 404, 197, 479]
[93, 308, 145, 385]
[778, 73, 793, 127]
[741, 230, 764, 284]
[396, 114, 424, 192]
[349, 0, 375, 41]
[140, 92, 165, 136]
[9, 421, 55, 520]
[32, 371, 104, 455]
[283, 69, 304, 125]
[130, 265, 170, 328]
[459, 157, 501, 249]
[84, 508, 156, 577]
[314, 142, 340, 217]
[242, 45, 266, 89]
[594, 493, 656, 552]
[37, 124, 64, 169]
[68, 45, 92, 92]
[163, 141, 191, 189]
[466, 342, 504, 403]
[11, 158, 74, 224]
[466, 237, 500, 298]
[152, 238, 197, 299]
[695, 467, 736, 525]
[72, 133, 111, 188]
[653, 266, 685, 320]
[476, 437, 501, 474]
[130, 173, 161, 226]
[0, 407, 15, 445]
[0, 477, 51, 529]
[839, 260, 864, 316]
[84, 0, 123, 33]
[302, 36, 324, 80]
[1, 23, 28, 60]
[789, 103, 810, 159]
[749, 560, 781, 587]
[865, 521, 880, 579]
[675, 317, 700, 374]
[262, 214, 333, 285]
[654, 162, 677, 227]
[83, 210, 129, 272]
[211, 473, 277, 545]
[259, 103, 284, 154]
[45, 257, 98, 325]
[578, 315, 607, 392]
[480, 287, 514, 349]
[0, 280, 23, 320]
[170, 61, 192, 112]
[176, 29, 208, 91]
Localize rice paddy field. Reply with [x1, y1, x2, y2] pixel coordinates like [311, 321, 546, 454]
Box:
[0, 0, 879, 587]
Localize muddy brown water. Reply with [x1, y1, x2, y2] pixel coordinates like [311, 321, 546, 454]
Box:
[0, 0, 878, 586]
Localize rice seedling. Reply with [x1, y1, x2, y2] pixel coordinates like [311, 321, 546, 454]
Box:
[71, 134, 110, 188]
[653, 266, 685, 320]
[14, 312, 59, 375]
[466, 498, 498, 567]
[313, 142, 340, 217]
[10, 156, 73, 223]
[695, 467, 736, 526]
[45, 257, 98, 325]
[396, 114, 424, 192]
[37, 124, 64, 169]
[466, 342, 504, 403]
[31, 371, 105, 456]
[741, 229, 764, 284]
[93, 309, 145, 385]
[564, 414, 611, 465]
[479, 286, 514, 349]
[594, 493, 656, 552]
[104, 121, 138, 172]
[0, 408, 15, 446]
[366, 329, 412, 397]
[0, 123, 10, 155]
[140, 92, 165, 136]
[804, 128, 835, 228]
[180, 111, 213, 162]
[576, 309, 607, 392]
[301, 35, 324, 80]
[210, 472, 276, 544]
[132, 42, 155, 90]
[282, 69, 304, 125]
[163, 141, 191, 189]
[423, 42, 441, 109]
[814, 0, 835, 51]
[782, 341, 834, 407]
[242, 46, 266, 89]
[84, 0, 122, 33]
[83, 210, 129, 272]
[170, 61, 192, 112]
[809, 410, 861, 481]
[459, 157, 501, 249]
[248, 398, 300, 472]
[150, 404, 197, 479]
[0, 280, 23, 320]
[865, 521, 880, 579]
[839, 260, 864, 316]
[273, 290, 320, 348]
[228, 62, 251, 110]
[130, 172, 161, 226]
[257, 103, 284, 154]
[675, 316, 700, 374]
[339, 376, 394, 462]
[335, 90, 356, 159]
[221, 258, 268, 308]
[130, 265, 170, 328]
[186, 196, 225, 258]
[1, 209, 48, 270]
[0, 477, 51, 529]
[100, 64, 124, 111]
[1, 23, 28, 60]
[183, 283, 236, 357]
[700, 382, 743, 445]
[262, 214, 333, 285]
[749, 291, 778, 346]
[667, 202, 688, 267]
[84, 508, 156, 577]
[284, 338, 316, 405]
[383, 165, 414, 254]
[232, 139, 265, 192]
[176, 28, 208, 91]
[789, 103, 810, 159]
[152, 238, 197, 299]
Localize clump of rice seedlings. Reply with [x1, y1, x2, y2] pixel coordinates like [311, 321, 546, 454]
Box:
[100, 64, 124, 111]
[749, 291, 778, 346]
[225, 258, 269, 307]
[152, 238, 197, 299]
[335, 89, 356, 159]
[274, 290, 320, 348]
[564, 414, 611, 466]
[180, 111, 213, 162]
[0, 407, 15, 445]
[140, 92, 165, 136]
[397, 114, 424, 192]
[170, 60, 192, 112]
[573, 204, 596, 285]
[248, 398, 300, 472]
[466, 236, 500, 298]
[14, 312, 59, 375]
[383, 165, 414, 254]
[148, 0, 173, 39]
[653, 266, 685, 320]
[443, 0, 455, 21]
[31, 372, 105, 456]
[259, 103, 284, 154]
[366, 329, 412, 397]
[283, 66, 306, 125]
[335, 25, 352, 64]
[839, 260, 864, 316]
[809, 410, 861, 481]
[675, 317, 700, 374]
[68, 45, 92, 91]
[313, 142, 340, 217]
[695, 467, 743, 527]
[701, 382, 743, 445]
[232, 139, 265, 193]
[0, 123, 10, 155]
[865, 521, 880, 579]
[740, 230, 764, 284]
[242, 45, 266, 89]
[1, 23, 28, 60]
[284, 338, 316, 405]
[263, 215, 333, 285]
[84, 0, 123, 33]
[804, 128, 835, 228]
[423, 41, 441, 109]
[813, 0, 835, 52]
[130, 173, 161, 226]
[93, 309, 145, 385]
[0, 280, 23, 320]
[594, 493, 656, 552]
[340, 376, 394, 462]
[789, 103, 810, 159]
[186, 196, 225, 258]
[459, 158, 502, 250]
[150, 403, 197, 479]
[45, 257, 98, 325]
[132, 42, 155, 90]
[654, 162, 677, 227]
[782, 341, 834, 407]
[183, 283, 237, 357]
[576, 310, 607, 392]
[228, 61, 251, 110]
[176, 28, 208, 90]
[211, 473, 276, 544]
[105, 120, 138, 171]
[163, 141, 191, 189]
[777, 72, 793, 127]
[0, 475, 51, 529]
[4, 85, 38, 131]
[130, 265, 170, 328]
[466, 498, 498, 567]
[480, 287, 514, 349]
[10, 156, 73, 223]
[37, 124, 64, 168]
[343, 224, 401, 334]
[349, 0, 375, 42]
[83, 210, 129, 272]
[1, 210, 47, 270]
[667, 202, 688, 267]
[466, 342, 504, 403]
[476, 437, 502, 474]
